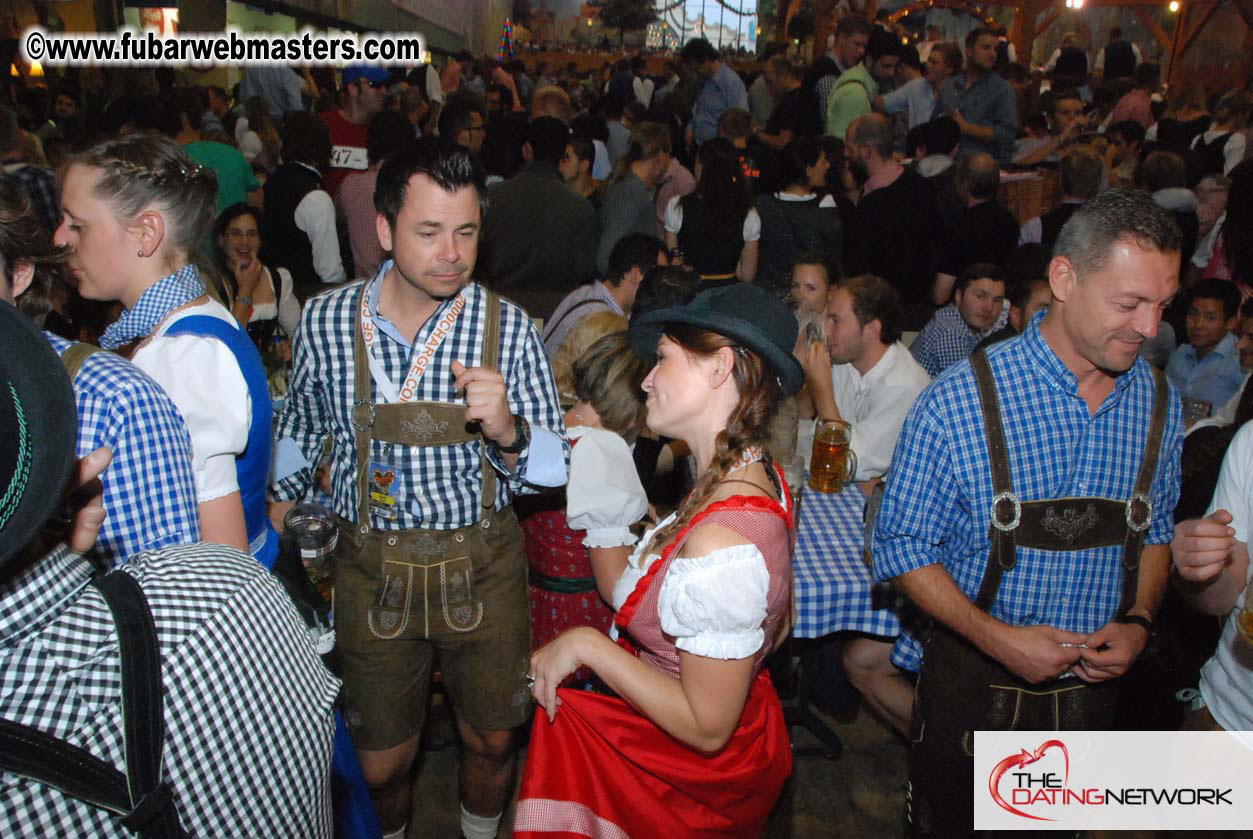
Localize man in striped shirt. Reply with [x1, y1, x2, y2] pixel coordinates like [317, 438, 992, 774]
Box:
[543, 233, 668, 357]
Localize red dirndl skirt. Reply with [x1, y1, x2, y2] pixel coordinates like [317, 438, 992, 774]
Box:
[513, 670, 791, 839]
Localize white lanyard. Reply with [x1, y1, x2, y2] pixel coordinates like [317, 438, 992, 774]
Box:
[360, 284, 466, 404]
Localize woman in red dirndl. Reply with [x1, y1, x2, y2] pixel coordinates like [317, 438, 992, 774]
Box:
[515, 283, 804, 839]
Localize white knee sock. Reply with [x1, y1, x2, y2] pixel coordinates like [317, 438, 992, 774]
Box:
[460, 804, 502, 839]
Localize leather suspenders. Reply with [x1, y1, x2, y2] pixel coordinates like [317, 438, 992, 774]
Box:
[969, 349, 1169, 615]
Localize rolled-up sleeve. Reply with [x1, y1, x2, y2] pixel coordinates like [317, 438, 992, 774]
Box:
[872, 395, 959, 581]
[992, 88, 1019, 164]
[489, 319, 569, 489]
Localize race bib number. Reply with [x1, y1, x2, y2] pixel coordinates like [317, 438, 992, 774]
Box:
[331, 144, 369, 171]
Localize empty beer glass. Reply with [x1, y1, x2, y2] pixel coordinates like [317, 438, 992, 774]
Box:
[283, 502, 338, 601]
[809, 419, 857, 494]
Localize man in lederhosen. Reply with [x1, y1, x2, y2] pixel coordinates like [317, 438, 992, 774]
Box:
[873, 189, 1185, 836]
[270, 139, 567, 839]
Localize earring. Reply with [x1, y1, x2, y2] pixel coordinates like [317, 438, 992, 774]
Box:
[137, 250, 147, 258]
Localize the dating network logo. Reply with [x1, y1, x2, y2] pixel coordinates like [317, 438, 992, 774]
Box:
[976, 731, 1242, 831]
[988, 739, 1071, 821]
[987, 736, 1234, 822]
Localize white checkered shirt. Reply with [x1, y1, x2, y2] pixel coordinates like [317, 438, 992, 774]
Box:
[45, 333, 200, 568]
[272, 275, 568, 529]
[0, 544, 339, 837]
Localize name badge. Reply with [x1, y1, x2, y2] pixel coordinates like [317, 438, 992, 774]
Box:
[369, 460, 399, 520]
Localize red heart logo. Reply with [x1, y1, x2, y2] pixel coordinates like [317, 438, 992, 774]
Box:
[988, 739, 1069, 821]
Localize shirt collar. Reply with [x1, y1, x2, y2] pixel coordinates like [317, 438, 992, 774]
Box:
[99, 264, 205, 350]
[845, 341, 899, 387]
[1185, 331, 1238, 362]
[366, 259, 476, 347]
[0, 546, 94, 646]
[592, 280, 624, 315]
[1019, 309, 1145, 402]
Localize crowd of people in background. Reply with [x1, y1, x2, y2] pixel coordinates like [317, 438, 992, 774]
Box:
[1, 12, 1252, 838]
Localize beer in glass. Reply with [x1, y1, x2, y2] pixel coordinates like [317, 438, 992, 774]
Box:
[809, 419, 857, 493]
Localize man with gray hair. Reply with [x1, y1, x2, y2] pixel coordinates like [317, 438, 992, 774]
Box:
[873, 189, 1184, 835]
[932, 152, 1019, 305]
[1019, 146, 1104, 252]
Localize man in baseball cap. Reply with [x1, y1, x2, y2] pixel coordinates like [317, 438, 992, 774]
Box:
[320, 65, 391, 197]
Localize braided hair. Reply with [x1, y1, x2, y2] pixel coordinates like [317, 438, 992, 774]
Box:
[643, 323, 785, 553]
[68, 132, 218, 259]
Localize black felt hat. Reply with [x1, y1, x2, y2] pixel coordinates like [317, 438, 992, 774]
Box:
[0, 301, 77, 568]
[631, 284, 805, 396]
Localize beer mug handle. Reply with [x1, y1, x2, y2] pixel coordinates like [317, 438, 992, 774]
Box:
[846, 449, 858, 487]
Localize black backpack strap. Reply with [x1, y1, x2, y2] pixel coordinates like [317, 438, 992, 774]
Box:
[0, 570, 186, 838]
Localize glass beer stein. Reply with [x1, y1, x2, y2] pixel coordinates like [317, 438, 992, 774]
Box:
[808, 419, 857, 494]
[283, 502, 338, 601]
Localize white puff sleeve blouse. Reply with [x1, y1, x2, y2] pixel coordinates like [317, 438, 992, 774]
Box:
[565, 426, 648, 549]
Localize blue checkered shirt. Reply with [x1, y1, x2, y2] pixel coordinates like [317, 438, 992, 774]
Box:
[909, 303, 999, 377]
[272, 272, 568, 529]
[45, 333, 200, 567]
[99, 265, 204, 350]
[873, 314, 1183, 642]
[0, 544, 338, 837]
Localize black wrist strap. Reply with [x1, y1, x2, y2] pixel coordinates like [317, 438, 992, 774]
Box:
[497, 414, 529, 454]
[1115, 613, 1153, 634]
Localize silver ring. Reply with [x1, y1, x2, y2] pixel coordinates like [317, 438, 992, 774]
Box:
[525, 673, 536, 689]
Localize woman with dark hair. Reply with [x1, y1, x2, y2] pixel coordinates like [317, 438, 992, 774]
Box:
[752, 134, 843, 297]
[662, 138, 758, 286]
[521, 331, 650, 687]
[515, 283, 801, 839]
[214, 202, 300, 343]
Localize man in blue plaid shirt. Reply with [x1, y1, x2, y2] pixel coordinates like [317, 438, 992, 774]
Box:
[909, 262, 1008, 377]
[873, 190, 1184, 836]
[270, 139, 567, 839]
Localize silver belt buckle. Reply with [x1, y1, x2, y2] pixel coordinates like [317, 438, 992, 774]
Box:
[1125, 493, 1152, 532]
[351, 399, 376, 433]
[990, 491, 1021, 532]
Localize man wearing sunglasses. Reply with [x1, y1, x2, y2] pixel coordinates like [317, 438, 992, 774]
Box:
[320, 64, 389, 199]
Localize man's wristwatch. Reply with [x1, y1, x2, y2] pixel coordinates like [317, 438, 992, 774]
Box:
[497, 414, 530, 454]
